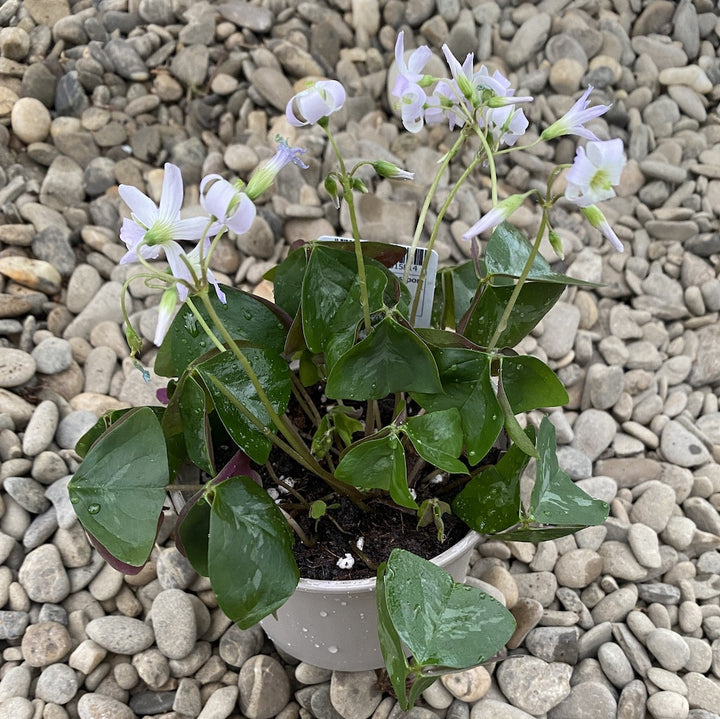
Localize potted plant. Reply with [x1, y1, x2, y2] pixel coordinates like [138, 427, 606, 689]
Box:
[67, 34, 619, 709]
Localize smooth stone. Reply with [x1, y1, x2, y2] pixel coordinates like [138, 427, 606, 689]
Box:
[77, 693, 136, 719]
[330, 670, 382, 719]
[3, 476, 50, 513]
[21, 622, 72, 667]
[0, 256, 62, 295]
[496, 656, 572, 715]
[684, 673, 720, 712]
[646, 691, 689, 719]
[18, 544, 70, 602]
[85, 616, 155, 654]
[441, 666, 491, 703]
[646, 628, 691, 671]
[55, 410, 98, 450]
[598, 642, 635, 688]
[10, 97, 51, 143]
[31, 337, 73, 374]
[629, 481, 676, 531]
[660, 420, 711, 467]
[524, 626, 579, 664]
[238, 655, 290, 719]
[218, 624, 265, 668]
[547, 681, 617, 719]
[471, 700, 535, 719]
[35, 662, 79, 704]
[22, 400, 59, 456]
[151, 588, 197, 660]
[0, 348, 36, 388]
[554, 549, 603, 589]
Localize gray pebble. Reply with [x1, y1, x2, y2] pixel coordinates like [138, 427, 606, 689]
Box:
[4, 475, 50, 514]
[77, 693, 137, 719]
[646, 628, 691, 672]
[85, 616, 155, 654]
[22, 400, 59, 456]
[55, 410, 97, 450]
[18, 544, 69, 602]
[495, 656, 571, 715]
[35, 663, 78, 704]
[31, 338, 73, 376]
[239, 655, 291, 719]
[0, 348, 36, 387]
[198, 684, 238, 719]
[330, 670, 382, 719]
[152, 588, 197, 660]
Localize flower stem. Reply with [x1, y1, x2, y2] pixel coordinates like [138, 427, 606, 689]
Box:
[409, 151, 482, 324]
[404, 129, 469, 287]
[322, 124, 372, 334]
[185, 297, 225, 354]
[486, 211, 549, 353]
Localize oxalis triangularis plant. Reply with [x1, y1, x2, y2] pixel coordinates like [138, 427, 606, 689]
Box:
[68, 32, 622, 707]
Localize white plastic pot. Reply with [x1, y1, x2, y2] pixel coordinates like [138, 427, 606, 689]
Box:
[259, 530, 481, 671]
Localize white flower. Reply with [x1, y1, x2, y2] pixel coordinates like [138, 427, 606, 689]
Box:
[565, 139, 626, 208]
[286, 80, 346, 126]
[541, 86, 611, 142]
[462, 192, 532, 241]
[582, 204, 624, 252]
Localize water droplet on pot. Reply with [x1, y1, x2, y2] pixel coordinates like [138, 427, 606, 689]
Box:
[319, 610, 328, 618]
[301, 627, 308, 633]
[328, 645, 338, 654]
[87, 503, 101, 514]
[340, 601, 347, 607]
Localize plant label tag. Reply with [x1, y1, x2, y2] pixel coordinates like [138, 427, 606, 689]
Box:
[318, 236, 439, 328]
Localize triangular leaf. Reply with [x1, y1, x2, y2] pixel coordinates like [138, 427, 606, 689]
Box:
[403, 409, 468, 475]
[529, 417, 609, 527]
[196, 348, 291, 465]
[453, 435, 532, 534]
[68, 407, 169, 568]
[501, 356, 568, 413]
[485, 223, 601, 286]
[335, 433, 416, 509]
[155, 286, 288, 377]
[208, 476, 298, 628]
[327, 317, 442, 400]
[412, 348, 502, 466]
[383, 550, 515, 668]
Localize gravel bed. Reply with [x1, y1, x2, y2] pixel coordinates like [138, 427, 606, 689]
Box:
[1, 0, 720, 718]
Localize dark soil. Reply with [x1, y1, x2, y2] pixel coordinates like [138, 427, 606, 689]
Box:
[258, 444, 471, 581]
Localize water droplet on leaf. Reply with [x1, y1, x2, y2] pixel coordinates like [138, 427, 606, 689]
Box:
[87, 503, 101, 514]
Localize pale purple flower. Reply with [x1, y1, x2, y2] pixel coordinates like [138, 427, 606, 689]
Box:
[184, 240, 226, 303]
[425, 80, 465, 130]
[286, 80, 346, 127]
[581, 205, 624, 252]
[483, 104, 529, 147]
[392, 31, 432, 97]
[245, 139, 309, 200]
[541, 86, 610, 142]
[200, 175, 256, 235]
[565, 139, 626, 208]
[461, 192, 531, 241]
[396, 81, 427, 133]
[119, 163, 211, 284]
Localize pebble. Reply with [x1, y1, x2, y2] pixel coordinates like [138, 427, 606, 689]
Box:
[496, 657, 572, 714]
[0, 348, 36, 388]
[22, 399, 59, 456]
[85, 616, 155, 654]
[330, 670, 382, 719]
[21, 622, 72, 667]
[10, 97, 51, 143]
[151, 588, 197, 659]
[239, 655, 291, 719]
[18, 544, 70, 602]
[646, 628, 692, 672]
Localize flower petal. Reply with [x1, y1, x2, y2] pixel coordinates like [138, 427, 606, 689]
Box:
[118, 185, 158, 228]
[158, 163, 184, 222]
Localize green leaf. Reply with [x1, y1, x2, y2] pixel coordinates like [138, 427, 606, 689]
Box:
[67, 407, 169, 568]
[177, 494, 211, 577]
[196, 348, 291, 465]
[453, 436, 532, 534]
[463, 281, 564, 349]
[269, 245, 307, 317]
[501, 356, 568, 413]
[326, 317, 442, 400]
[496, 376, 538, 459]
[74, 408, 132, 458]
[155, 286, 288, 377]
[208, 476, 299, 628]
[335, 433, 416, 509]
[412, 349, 502, 466]
[176, 375, 214, 475]
[383, 549, 516, 669]
[403, 409, 468, 475]
[529, 417, 609, 527]
[323, 266, 388, 372]
[333, 411, 363, 447]
[376, 562, 412, 710]
[485, 223, 601, 286]
[301, 245, 375, 355]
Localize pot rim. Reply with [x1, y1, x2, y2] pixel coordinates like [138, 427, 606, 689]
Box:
[294, 529, 481, 593]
